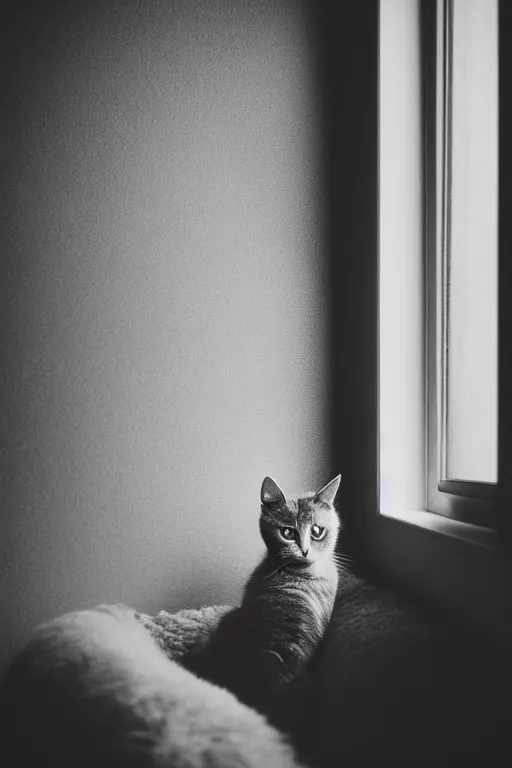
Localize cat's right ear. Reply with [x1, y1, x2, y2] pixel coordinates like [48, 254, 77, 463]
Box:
[261, 477, 286, 506]
[313, 474, 342, 507]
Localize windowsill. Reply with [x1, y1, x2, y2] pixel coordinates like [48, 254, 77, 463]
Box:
[379, 508, 497, 550]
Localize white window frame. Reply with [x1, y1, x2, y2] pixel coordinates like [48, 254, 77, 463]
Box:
[378, 0, 498, 549]
[427, 0, 498, 525]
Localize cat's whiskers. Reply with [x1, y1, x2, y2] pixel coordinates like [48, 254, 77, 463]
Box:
[332, 556, 352, 569]
[262, 559, 294, 581]
[333, 552, 354, 564]
[331, 554, 354, 578]
[332, 553, 354, 569]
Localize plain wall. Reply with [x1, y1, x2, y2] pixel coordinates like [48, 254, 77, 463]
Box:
[0, 0, 329, 675]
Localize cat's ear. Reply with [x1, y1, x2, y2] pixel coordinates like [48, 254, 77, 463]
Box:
[313, 474, 341, 507]
[261, 477, 286, 506]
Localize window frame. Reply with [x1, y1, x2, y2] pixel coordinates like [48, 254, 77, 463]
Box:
[425, 0, 498, 528]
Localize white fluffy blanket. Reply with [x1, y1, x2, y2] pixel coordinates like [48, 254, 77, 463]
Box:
[1, 603, 305, 768]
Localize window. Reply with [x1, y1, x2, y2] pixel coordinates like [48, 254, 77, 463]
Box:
[327, 0, 503, 622]
[427, 0, 498, 523]
[440, 0, 498, 486]
[379, 0, 498, 540]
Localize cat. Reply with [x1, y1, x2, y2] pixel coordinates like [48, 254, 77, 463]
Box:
[0, 603, 304, 768]
[192, 474, 341, 714]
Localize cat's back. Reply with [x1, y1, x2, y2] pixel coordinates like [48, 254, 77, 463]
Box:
[196, 558, 339, 713]
[245, 555, 339, 638]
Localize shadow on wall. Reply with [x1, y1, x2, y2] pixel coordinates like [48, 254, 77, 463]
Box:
[0, 0, 330, 675]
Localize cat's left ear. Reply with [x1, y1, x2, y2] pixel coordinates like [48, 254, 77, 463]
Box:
[261, 477, 286, 506]
[313, 474, 341, 507]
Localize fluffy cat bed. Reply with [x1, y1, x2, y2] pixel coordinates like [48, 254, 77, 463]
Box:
[1, 603, 304, 768]
[2, 589, 505, 767]
[134, 604, 232, 665]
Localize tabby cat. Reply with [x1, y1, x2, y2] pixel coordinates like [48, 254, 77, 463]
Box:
[194, 474, 341, 713]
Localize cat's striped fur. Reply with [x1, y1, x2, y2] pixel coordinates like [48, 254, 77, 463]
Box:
[193, 475, 341, 714]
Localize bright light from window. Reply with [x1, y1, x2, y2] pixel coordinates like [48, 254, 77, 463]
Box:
[444, 0, 498, 483]
[379, 0, 424, 514]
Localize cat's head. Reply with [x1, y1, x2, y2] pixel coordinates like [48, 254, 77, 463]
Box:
[259, 475, 341, 567]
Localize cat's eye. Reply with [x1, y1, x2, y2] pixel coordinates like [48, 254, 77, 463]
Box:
[311, 524, 326, 541]
[279, 527, 296, 541]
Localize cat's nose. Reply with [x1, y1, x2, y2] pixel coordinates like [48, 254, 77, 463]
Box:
[302, 548, 309, 558]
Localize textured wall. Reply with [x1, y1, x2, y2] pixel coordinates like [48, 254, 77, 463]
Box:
[0, 0, 329, 674]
